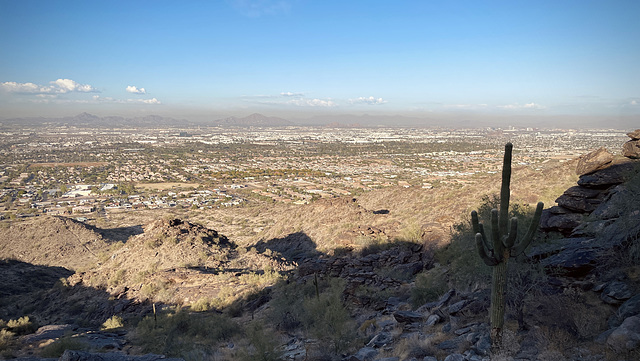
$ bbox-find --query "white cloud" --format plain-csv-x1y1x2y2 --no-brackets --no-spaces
497,102,545,110
91,95,161,104
53,78,96,93
126,85,147,94
141,98,160,104
350,96,387,105
280,91,304,97
1,81,42,93
1,79,97,94
631,100,638,106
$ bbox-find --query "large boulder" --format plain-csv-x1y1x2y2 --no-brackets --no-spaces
575,147,613,176
628,129,640,140
539,207,584,234
578,161,639,188
623,140,640,159
555,186,605,213
530,237,604,277
607,316,640,352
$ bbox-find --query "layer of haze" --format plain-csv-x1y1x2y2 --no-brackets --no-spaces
1,0,639,127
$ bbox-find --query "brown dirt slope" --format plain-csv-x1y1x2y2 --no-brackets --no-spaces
0,216,113,271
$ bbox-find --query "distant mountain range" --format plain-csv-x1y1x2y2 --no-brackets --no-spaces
1,111,637,129
0,112,194,128
211,113,293,127
0,112,295,128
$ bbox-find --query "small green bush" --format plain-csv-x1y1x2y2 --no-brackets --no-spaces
39,336,88,358
133,308,239,357
101,315,124,330
238,322,282,361
411,267,448,308
6,316,37,335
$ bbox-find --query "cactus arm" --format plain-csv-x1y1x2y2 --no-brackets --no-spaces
476,233,500,266
471,210,481,234
478,223,491,253
503,217,518,249
512,202,544,257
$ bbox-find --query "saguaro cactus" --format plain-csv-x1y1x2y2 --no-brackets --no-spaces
471,142,544,347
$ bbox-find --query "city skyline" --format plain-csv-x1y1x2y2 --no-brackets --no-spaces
1,0,639,126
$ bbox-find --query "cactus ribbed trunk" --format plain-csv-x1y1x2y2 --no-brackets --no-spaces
472,143,544,350
490,249,509,344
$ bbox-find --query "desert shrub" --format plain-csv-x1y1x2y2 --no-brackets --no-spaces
133,308,238,357
267,277,357,355
0,329,16,356
505,260,548,330
39,336,88,358
101,315,124,330
411,266,448,308
190,297,216,312
6,316,37,335
108,269,126,286
301,278,356,354
398,220,423,243
238,322,283,361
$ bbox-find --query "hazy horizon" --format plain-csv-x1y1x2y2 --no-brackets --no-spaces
1,1,639,128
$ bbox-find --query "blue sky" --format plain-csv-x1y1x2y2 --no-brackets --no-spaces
1,0,639,123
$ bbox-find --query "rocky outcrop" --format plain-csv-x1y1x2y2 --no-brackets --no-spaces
575,147,614,176
540,143,640,236
623,129,640,159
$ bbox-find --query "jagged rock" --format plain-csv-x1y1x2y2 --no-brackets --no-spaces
366,332,393,348
597,213,640,246
347,346,378,361
623,140,640,159
628,129,640,140
423,357,438,361
393,310,424,324
555,186,605,213
426,314,441,326
374,358,399,361
447,300,469,315
443,354,465,361
436,335,466,350
534,238,604,277
21,324,79,345
417,289,456,312
59,350,184,361
600,281,633,305
575,147,613,176
393,261,424,279
473,334,491,356
606,316,640,352
539,208,584,234
610,294,640,327
577,161,639,188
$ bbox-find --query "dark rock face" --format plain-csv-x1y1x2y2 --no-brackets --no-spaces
533,238,604,277
541,155,640,236
539,208,584,234
606,316,640,352
393,310,425,323
575,147,613,176
600,281,634,305
578,161,639,188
